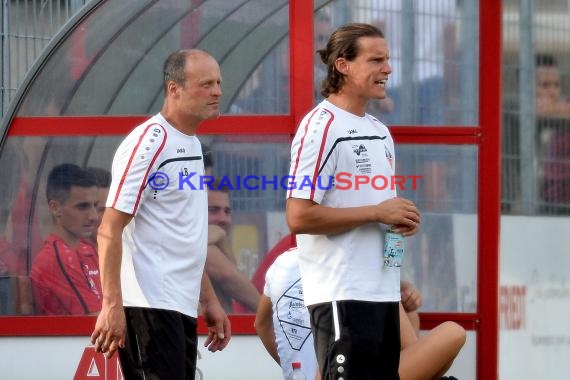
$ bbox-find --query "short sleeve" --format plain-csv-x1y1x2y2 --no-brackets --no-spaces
263,263,276,298
108,123,167,215
288,108,336,204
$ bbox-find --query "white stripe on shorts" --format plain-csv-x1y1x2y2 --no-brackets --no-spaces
332,301,341,341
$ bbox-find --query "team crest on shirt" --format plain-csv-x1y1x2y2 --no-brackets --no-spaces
352,143,371,174
353,144,367,155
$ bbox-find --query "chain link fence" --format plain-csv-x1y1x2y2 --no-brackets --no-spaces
1,0,88,117
502,0,570,215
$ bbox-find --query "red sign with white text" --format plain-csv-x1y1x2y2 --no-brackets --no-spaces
74,347,123,380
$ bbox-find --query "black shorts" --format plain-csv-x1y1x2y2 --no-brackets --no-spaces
119,307,198,380
308,300,400,380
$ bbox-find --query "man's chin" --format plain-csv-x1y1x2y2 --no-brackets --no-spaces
81,231,95,239
371,91,387,100
203,112,220,122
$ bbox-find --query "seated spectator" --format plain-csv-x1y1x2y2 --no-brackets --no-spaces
255,247,465,380
30,163,102,315
535,54,570,118
536,54,570,212
206,177,260,313
85,166,111,247
255,247,318,380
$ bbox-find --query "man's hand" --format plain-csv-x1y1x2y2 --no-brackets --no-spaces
208,224,227,246
200,272,231,352
90,302,126,358
377,197,421,237
400,280,422,313
202,300,231,352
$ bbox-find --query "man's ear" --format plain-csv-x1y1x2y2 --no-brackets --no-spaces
48,199,62,217
334,57,349,75
167,80,180,98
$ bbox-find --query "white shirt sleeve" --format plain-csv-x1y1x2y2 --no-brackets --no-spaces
107,122,167,215
288,108,336,204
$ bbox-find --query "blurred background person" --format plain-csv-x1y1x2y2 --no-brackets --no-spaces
535,54,570,117
30,163,101,315
206,177,260,313
536,53,570,213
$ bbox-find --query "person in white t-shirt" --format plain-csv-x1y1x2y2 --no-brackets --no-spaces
286,23,421,379
91,49,231,379
256,247,319,380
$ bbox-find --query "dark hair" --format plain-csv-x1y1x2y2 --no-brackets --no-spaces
318,23,385,98
85,166,111,188
46,163,97,203
201,144,214,170
163,50,190,94
535,53,557,68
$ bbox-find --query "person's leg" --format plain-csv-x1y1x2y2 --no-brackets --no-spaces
400,303,419,350
119,307,190,380
376,301,401,378
399,317,466,380
309,301,400,380
182,313,198,380
405,309,421,338
308,302,336,380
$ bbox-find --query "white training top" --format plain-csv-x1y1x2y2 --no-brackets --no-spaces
264,248,318,380
108,113,207,318
288,100,400,306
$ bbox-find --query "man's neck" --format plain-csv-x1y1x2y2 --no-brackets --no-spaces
159,109,199,136
52,226,80,250
327,93,367,117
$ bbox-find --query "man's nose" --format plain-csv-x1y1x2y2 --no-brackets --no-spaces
213,84,222,97
88,205,98,221
221,213,231,226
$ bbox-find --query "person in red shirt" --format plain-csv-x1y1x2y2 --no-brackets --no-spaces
31,163,102,315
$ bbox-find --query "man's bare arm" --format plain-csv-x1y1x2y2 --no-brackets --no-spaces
254,295,280,364
91,208,133,358
286,197,420,236
205,244,260,312
200,272,231,352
